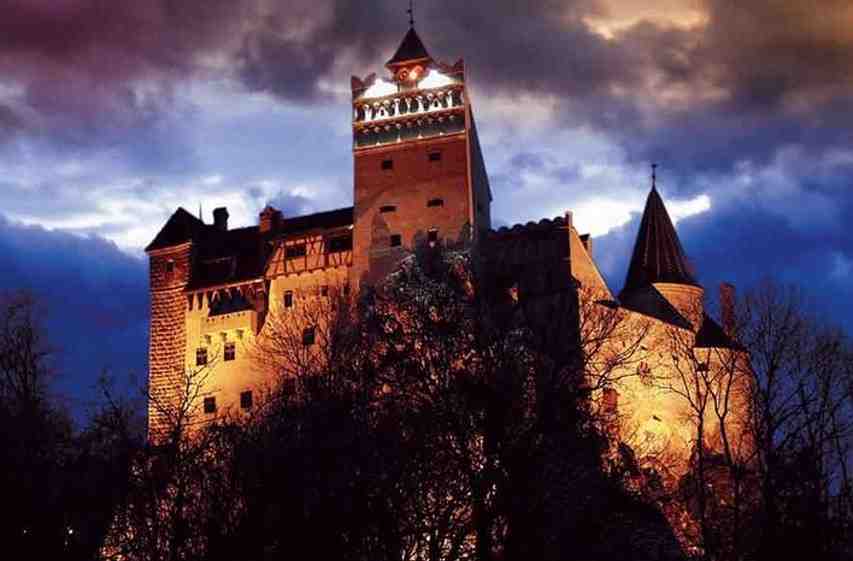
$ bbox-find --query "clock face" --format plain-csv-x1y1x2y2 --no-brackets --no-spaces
397,65,424,84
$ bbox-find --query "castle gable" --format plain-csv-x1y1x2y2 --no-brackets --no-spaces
146,207,204,252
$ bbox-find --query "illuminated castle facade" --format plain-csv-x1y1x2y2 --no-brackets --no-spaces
146,27,749,483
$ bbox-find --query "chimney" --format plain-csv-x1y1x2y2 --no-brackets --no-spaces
259,205,283,234
213,207,229,231
720,282,736,336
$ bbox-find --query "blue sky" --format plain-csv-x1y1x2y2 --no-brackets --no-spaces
2,0,852,417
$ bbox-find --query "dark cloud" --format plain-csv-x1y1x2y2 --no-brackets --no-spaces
0,214,148,412
2,1,851,179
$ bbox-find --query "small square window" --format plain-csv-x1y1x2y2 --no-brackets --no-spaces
284,291,294,308
321,285,329,297
379,205,397,214
165,260,175,273
343,284,351,296
381,159,393,170
328,235,353,253
302,326,316,346
203,396,216,414
196,348,208,366
390,234,402,247
285,244,307,259
427,229,438,243
224,342,236,361
428,151,442,162
240,390,253,410
427,198,444,208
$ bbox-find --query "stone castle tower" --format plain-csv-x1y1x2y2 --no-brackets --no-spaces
146,24,749,481
351,25,492,283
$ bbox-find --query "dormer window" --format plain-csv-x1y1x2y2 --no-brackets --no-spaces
381,159,394,171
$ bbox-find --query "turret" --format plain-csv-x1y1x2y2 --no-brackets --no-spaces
620,170,704,328
145,207,203,441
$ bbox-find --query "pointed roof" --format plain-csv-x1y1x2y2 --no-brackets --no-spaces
386,27,431,68
145,207,205,252
622,187,699,294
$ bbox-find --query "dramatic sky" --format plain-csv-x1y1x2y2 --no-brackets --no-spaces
2,1,852,417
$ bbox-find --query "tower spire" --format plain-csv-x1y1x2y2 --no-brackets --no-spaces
651,162,658,192
408,0,414,28
621,181,698,294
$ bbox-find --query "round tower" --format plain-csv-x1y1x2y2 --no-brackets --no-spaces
619,172,704,329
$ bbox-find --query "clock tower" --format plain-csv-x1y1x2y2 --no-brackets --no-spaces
350,25,492,286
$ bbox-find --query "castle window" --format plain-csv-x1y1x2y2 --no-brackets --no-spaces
284,291,294,308
165,260,175,273
390,234,402,247
321,285,329,297
379,205,397,214
381,159,394,170
428,151,442,162
427,198,444,208
428,229,439,244
240,390,253,410
344,284,351,296
224,342,236,362
203,396,216,414
302,326,316,346
697,362,710,372
285,243,307,259
328,234,353,253
196,348,208,367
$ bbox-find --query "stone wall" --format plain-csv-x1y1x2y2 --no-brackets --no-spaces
148,242,192,440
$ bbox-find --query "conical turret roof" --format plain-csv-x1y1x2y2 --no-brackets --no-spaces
386,27,431,68
622,187,699,293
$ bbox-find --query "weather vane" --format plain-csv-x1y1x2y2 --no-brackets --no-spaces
408,0,415,27
651,163,658,190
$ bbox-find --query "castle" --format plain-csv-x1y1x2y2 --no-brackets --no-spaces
146,26,749,480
